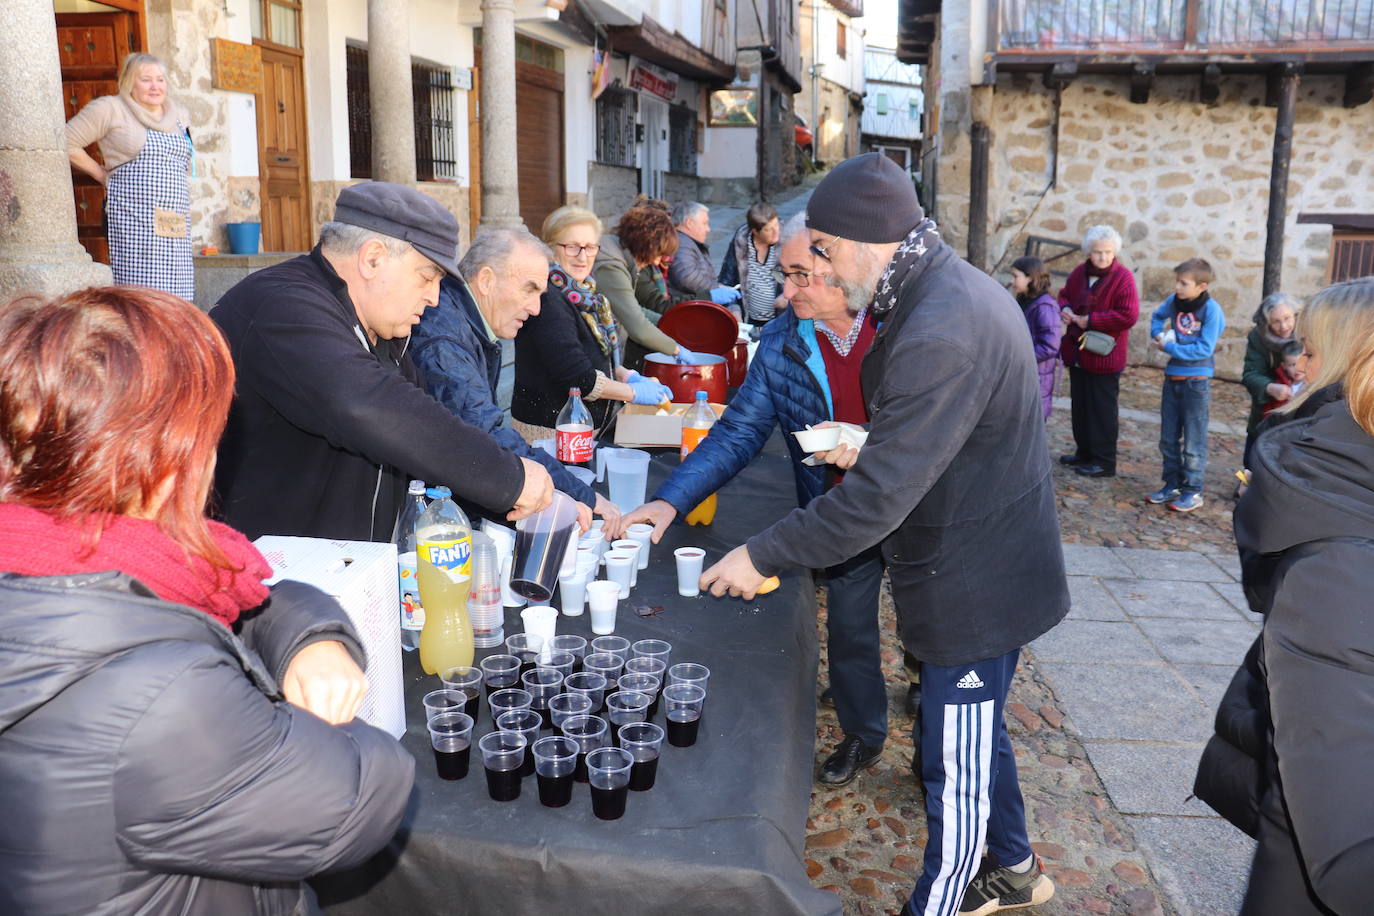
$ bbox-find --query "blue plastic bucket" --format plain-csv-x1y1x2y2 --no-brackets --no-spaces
225,222,261,254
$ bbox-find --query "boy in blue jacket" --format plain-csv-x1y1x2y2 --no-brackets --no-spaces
1146,258,1226,512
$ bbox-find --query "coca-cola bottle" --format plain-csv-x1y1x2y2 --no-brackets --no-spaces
556,387,595,464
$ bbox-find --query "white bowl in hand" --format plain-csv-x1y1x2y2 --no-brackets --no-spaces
793,426,841,452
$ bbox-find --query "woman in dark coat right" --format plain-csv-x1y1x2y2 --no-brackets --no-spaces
1202,277,1374,915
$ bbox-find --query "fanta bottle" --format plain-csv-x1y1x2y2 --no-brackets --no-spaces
416,486,475,673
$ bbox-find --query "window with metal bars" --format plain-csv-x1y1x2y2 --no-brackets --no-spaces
596,86,637,167
345,45,457,182
668,103,698,175
413,62,457,182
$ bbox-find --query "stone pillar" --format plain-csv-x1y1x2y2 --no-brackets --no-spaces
479,0,523,228
0,0,112,299
368,0,417,185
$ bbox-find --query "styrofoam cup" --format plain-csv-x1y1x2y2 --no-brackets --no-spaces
626,523,653,570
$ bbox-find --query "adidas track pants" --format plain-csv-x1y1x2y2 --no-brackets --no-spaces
904,648,1034,916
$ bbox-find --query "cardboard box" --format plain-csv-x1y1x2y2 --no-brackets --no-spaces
254,536,406,739
612,402,726,448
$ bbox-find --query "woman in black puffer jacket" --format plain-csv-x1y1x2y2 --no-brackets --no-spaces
0,287,414,915
1195,277,1374,915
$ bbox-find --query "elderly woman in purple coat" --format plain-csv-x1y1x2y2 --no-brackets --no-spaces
1011,256,1062,420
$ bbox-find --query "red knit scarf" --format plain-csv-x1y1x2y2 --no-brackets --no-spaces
0,503,270,627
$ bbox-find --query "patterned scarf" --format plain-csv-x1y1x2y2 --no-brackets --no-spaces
870,219,941,319
548,266,619,360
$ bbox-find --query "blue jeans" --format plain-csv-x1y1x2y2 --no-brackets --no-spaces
822,546,888,748
1159,377,1211,494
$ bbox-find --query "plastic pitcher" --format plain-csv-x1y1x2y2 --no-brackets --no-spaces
511,491,580,603
605,449,650,512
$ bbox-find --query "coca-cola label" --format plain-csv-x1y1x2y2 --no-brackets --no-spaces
556,423,594,463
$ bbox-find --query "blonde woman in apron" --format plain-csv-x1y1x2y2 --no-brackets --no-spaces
66,53,194,300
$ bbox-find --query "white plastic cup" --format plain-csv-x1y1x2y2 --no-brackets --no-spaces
605,448,650,512
521,605,559,664
604,550,635,599
586,580,621,635
610,540,641,587
626,523,654,570
674,547,705,597
558,567,589,617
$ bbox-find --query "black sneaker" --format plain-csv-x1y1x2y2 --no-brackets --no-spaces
958,856,1054,915
817,735,883,786
1058,453,1087,466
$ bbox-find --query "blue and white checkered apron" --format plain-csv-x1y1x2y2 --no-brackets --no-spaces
105,126,193,300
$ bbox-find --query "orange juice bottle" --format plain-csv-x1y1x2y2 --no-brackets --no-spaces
681,391,718,526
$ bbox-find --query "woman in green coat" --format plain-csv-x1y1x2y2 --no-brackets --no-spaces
1242,292,1302,439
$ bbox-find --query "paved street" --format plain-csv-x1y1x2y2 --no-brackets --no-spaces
1034,545,1258,915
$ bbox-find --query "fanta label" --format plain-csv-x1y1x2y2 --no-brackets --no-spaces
420,537,472,576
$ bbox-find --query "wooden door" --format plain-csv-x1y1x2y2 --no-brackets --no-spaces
255,45,311,251
57,11,139,265
468,62,482,230
515,59,564,234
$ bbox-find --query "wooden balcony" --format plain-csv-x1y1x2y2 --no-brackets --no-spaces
993,0,1374,66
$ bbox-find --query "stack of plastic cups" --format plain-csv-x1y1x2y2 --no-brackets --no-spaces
467,531,504,649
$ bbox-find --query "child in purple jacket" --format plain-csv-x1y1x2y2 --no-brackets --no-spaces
1011,256,1062,420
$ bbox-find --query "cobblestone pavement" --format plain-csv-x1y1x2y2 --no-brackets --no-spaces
803,368,1253,915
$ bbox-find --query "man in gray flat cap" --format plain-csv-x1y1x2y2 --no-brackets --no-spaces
212,181,553,542
701,153,1069,916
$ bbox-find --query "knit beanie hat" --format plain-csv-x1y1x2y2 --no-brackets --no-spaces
806,152,923,243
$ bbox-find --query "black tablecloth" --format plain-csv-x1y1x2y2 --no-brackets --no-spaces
314,438,839,916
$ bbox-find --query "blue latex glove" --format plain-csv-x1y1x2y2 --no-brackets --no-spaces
628,376,674,406
622,369,642,383
675,346,703,365
709,286,742,305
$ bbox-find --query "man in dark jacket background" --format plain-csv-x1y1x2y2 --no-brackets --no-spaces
667,200,741,309
410,227,612,528
624,213,900,787
212,182,553,542
701,153,1069,916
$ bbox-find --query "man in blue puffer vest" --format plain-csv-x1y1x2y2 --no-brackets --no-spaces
622,213,905,787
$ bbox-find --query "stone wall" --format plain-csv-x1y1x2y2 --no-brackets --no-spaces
815,79,857,163
936,71,1374,378
663,172,701,208
310,180,471,249
588,161,640,224
147,0,235,253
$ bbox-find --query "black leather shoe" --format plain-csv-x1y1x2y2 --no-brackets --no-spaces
819,686,835,708
1058,453,1087,466
903,682,921,719
817,735,883,786
1074,463,1115,478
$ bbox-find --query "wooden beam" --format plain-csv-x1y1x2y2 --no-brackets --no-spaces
1129,62,1154,104
1264,66,1301,298
1200,63,1221,104
968,121,990,272
1043,60,1076,90
1346,62,1374,108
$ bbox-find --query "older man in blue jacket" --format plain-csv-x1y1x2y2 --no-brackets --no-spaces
622,213,902,787
411,228,614,528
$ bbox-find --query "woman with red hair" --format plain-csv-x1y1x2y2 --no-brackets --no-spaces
0,287,413,914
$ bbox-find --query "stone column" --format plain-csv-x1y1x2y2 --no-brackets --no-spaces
368,0,417,185
479,0,523,228
0,0,112,299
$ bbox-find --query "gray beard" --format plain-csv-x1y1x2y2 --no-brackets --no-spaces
835,246,886,312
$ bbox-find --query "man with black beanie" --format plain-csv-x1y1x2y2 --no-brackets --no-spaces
701,153,1070,916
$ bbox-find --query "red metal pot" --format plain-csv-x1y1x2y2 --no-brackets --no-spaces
642,352,729,404
727,337,749,387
